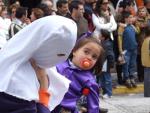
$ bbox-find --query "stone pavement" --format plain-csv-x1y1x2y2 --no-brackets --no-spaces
100,93,150,113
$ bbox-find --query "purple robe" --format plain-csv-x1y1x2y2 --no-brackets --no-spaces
53,60,100,113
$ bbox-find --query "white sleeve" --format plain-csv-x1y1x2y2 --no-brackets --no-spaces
47,67,71,111
109,15,117,32
92,13,112,30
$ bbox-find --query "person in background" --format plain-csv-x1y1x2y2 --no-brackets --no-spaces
136,6,150,82
8,6,29,39
41,0,56,15
114,1,125,85
92,0,117,41
83,0,96,32
98,29,115,98
121,11,139,88
8,3,20,21
52,37,104,113
141,25,150,97
30,8,44,22
37,3,53,16
56,0,70,17
41,0,53,9
0,5,11,41
115,1,138,85
69,0,88,38
116,0,137,16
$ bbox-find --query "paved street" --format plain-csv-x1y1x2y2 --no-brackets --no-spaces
100,93,150,113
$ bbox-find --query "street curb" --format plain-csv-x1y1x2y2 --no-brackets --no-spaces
113,84,144,95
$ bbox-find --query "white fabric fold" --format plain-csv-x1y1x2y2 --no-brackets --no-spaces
47,67,71,111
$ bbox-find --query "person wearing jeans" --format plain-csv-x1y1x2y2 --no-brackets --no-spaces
121,11,139,88
122,49,137,88
98,29,115,98
99,72,112,97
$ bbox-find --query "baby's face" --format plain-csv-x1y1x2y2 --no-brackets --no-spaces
72,42,101,70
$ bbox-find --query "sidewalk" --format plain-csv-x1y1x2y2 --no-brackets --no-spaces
113,83,143,95
111,73,144,95
99,71,149,113
100,93,150,113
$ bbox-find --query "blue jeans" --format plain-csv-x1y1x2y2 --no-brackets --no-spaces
99,72,112,96
122,49,137,80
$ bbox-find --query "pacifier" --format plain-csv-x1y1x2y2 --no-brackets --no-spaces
81,59,92,69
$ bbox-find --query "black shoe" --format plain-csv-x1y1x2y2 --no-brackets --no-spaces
130,78,137,88
125,79,132,88
99,108,108,113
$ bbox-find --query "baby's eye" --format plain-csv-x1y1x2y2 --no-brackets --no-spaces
92,54,98,60
84,50,89,55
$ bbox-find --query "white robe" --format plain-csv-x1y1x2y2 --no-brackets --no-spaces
0,15,77,109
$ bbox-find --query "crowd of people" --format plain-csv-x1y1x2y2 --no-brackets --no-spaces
0,0,150,113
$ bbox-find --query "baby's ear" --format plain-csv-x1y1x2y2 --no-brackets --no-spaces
72,51,75,56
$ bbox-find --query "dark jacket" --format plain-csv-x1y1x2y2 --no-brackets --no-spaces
102,39,115,72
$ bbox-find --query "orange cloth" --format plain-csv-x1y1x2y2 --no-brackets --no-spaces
136,0,144,7
39,89,50,107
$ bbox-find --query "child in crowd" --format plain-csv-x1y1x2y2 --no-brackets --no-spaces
122,11,139,88
97,29,115,98
51,37,104,113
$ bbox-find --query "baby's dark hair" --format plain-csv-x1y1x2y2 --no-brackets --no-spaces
70,36,104,75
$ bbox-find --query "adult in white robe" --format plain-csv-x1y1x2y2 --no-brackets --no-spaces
0,15,77,112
